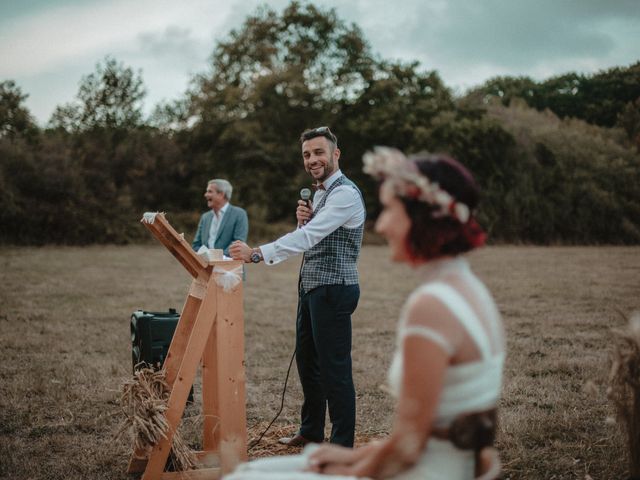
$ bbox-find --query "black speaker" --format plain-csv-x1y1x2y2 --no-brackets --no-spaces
130,308,194,402
130,308,181,370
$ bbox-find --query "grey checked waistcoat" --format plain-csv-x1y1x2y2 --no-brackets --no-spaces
300,175,365,293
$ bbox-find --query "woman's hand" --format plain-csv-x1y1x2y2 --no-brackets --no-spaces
306,444,354,474
305,443,383,477
305,444,369,476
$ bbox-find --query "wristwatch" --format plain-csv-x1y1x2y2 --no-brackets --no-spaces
250,248,263,263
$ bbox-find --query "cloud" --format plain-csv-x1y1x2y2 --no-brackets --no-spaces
137,27,199,61
0,0,238,122
2,0,638,123
0,0,232,77
329,0,639,88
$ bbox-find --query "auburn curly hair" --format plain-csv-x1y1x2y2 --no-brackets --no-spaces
400,153,486,261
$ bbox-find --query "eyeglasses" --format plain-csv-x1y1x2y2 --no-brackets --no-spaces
300,126,338,145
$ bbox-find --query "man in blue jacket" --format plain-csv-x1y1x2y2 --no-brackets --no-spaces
192,179,248,257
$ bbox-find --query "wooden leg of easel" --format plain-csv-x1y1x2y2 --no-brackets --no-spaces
202,321,220,452
216,279,248,475
141,275,219,480
127,277,206,474
164,277,208,385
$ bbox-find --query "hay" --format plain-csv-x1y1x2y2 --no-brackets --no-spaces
608,312,640,477
245,421,383,459
118,367,197,471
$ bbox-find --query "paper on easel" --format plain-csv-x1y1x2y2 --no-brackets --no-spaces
141,212,163,224
208,249,223,261
196,246,224,262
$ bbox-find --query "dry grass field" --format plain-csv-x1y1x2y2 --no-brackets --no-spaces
1,244,639,479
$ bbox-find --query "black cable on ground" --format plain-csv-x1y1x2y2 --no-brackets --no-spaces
248,348,297,451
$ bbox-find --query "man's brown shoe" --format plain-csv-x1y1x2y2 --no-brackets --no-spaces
277,434,312,447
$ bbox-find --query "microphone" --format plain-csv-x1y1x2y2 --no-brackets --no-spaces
300,188,312,225
300,188,312,206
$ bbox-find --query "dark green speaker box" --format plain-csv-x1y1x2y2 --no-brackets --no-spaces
130,308,194,401
130,308,181,370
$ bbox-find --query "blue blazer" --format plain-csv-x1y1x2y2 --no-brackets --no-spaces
192,204,249,256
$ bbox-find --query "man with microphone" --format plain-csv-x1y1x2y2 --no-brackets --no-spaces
230,126,365,448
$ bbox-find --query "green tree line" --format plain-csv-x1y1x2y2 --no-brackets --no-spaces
1,2,639,245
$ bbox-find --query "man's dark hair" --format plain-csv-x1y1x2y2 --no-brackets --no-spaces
300,126,338,146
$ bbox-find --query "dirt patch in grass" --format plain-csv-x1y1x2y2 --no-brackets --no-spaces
0,245,638,479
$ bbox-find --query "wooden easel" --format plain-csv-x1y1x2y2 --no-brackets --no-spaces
127,212,247,479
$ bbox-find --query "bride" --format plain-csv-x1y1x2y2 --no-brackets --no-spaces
226,148,505,480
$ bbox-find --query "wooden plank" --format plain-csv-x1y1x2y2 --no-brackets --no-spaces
127,280,205,474
159,467,221,480
214,261,248,474
128,212,247,479
140,213,207,278
141,274,220,480
130,448,221,475
202,321,220,452
188,275,208,300
154,214,208,277
194,450,220,467
127,455,149,474
164,281,205,386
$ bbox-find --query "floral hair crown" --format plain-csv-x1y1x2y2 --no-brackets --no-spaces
362,146,471,223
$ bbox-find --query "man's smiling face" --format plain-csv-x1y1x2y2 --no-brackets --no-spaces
302,136,340,183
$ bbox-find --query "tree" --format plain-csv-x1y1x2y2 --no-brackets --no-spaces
334,60,454,210
0,80,37,140
48,56,146,132
465,75,538,107
149,98,191,133
617,98,640,150
186,2,455,222
188,1,379,221
193,2,375,122
485,100,640,243
468,63,640,132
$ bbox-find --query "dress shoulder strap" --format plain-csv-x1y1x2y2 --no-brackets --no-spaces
412,282,493,359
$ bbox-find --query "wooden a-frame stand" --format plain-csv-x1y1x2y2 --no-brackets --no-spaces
127,212,247,479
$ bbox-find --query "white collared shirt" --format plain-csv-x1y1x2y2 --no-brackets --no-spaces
260,169,365,265
207,202,229,248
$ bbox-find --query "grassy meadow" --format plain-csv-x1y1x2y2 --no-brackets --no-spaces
1,244,638,479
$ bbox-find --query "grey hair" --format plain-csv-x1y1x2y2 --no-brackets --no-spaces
208,179,233,201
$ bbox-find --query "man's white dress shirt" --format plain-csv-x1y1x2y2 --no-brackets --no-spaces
260,169,365,265
207,202,229,248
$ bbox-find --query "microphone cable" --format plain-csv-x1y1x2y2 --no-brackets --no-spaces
247,347,297,451
248,198,308,451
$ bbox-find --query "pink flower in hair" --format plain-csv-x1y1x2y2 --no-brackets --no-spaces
363,146,471,223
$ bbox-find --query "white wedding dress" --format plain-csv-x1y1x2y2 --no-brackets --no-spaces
225,257,505,480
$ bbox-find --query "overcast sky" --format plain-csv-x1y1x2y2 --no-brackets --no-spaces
2,0,639,125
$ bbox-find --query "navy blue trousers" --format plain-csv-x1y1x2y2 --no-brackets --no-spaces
296,283,359,447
